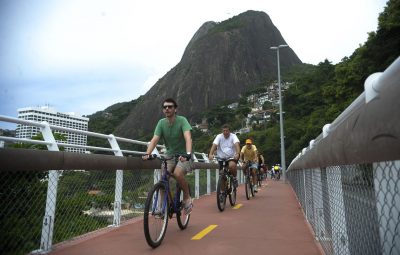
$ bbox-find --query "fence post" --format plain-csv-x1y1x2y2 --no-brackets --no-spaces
148,147,161,185
201,153,211,195
108,135,124,227
215,161,219,190
307,170,315,230
313,168,327,241
39,122,60,253
192,154,200,199
303,170,308,218
239,162,244,184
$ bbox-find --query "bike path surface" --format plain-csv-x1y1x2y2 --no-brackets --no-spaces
50,180,322,255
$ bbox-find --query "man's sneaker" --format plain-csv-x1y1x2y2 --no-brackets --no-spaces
233,177,238,188
254,184,258,193
184,199,193,215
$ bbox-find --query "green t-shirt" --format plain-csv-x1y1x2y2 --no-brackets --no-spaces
154,115,192,155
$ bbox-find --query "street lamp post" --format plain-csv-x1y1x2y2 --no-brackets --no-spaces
270,44,288,182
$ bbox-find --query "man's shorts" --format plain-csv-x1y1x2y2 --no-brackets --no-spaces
218,158,238,170
249,162,258,170
164,156,193,174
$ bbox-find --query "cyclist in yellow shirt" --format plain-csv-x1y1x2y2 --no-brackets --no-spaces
273,164,281,180
240,139,259,192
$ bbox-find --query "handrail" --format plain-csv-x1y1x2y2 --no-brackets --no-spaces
0,114,227,171
0,115,47,128
288,56,400,170
0,136,52,146
0,148,218,172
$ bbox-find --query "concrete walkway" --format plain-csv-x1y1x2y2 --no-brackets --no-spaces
50,180,323,255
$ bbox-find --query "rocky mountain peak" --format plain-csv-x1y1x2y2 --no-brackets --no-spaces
114,10,302,138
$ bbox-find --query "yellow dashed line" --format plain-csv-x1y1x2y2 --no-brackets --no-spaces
191,225,218,240
233,203,243,209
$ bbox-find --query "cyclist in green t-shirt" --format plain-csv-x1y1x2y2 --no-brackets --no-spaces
142,98,194,215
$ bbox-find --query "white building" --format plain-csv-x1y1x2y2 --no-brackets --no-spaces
16,106,89,153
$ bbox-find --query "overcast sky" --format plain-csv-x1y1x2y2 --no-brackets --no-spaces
0,0,388,129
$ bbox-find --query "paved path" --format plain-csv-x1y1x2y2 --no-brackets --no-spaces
50,180,322,255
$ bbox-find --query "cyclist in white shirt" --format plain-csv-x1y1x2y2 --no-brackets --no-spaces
208,124,241,187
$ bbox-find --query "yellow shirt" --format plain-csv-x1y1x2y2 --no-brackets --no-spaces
241,145,258,162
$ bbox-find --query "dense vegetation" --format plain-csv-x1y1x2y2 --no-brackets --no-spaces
85,97,144,149
87,98,142,135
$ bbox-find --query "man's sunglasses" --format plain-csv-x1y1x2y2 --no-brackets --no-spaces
163,105,175,109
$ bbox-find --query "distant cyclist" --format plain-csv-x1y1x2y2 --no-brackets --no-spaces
257,151,266,181
270,167,275,179
274,164,281,180
257,151,265,172
240,139,259,192
208,124,241,188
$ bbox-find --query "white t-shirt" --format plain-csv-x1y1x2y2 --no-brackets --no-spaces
213,133,240,159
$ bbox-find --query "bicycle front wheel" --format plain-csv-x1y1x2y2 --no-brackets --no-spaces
216,175,227,211
143,182,169,248
245,175,251,200
176,186,191,229
250,178,255,197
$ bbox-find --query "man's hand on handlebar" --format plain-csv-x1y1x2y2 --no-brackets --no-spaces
142,154,156,160
179,153,191,162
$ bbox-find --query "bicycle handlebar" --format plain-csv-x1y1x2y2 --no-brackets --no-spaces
215,156,235,161
145,153,191,161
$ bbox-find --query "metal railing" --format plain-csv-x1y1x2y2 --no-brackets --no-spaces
0,116,247,255
287,56,400,255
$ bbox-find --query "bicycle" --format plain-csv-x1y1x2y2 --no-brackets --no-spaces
243,161,255,200
215,157,237,212
143,154,191,248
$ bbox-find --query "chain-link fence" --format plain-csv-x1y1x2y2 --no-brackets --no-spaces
287,161,399,255
0,164,221,255
0,169,151,255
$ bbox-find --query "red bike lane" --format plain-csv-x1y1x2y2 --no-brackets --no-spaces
50,180,322,255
